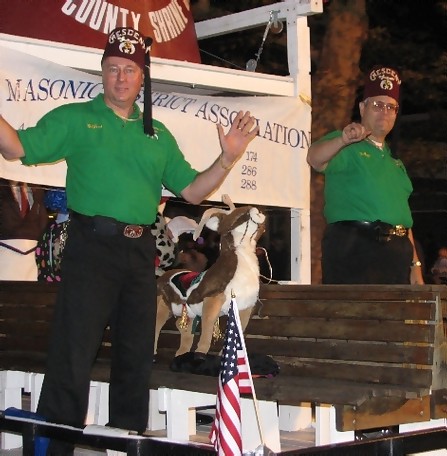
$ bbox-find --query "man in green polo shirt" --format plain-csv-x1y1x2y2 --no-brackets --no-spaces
307,65,423,285
0,27,258,455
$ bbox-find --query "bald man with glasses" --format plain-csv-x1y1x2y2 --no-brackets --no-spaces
307,65,423,285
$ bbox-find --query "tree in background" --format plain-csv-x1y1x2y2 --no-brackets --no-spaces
309,0,368,282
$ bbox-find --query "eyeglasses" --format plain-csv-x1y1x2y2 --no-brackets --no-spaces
365,100,399,114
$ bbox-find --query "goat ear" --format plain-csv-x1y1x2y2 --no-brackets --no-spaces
205,214,221,232
193,207,229,240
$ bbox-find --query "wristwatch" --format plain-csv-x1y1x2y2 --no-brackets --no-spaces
411,260,422,267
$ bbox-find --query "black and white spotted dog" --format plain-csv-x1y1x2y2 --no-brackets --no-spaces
151,213,176,277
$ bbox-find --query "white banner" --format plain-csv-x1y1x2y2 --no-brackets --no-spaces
0,45,311,209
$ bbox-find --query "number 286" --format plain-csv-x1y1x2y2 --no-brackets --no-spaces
241,165,257,176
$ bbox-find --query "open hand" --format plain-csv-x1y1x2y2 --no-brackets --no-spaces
217,111,259,167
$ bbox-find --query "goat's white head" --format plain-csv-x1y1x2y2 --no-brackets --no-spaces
194,195,265,248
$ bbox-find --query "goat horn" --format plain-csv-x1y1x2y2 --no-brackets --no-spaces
222,194,235,211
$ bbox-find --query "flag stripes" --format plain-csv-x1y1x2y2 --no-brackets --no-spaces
209,298,254,455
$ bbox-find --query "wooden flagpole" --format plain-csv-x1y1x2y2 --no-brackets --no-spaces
231,291,266,447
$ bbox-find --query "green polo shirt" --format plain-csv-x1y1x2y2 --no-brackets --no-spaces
319,131,413,227
19,94,198,224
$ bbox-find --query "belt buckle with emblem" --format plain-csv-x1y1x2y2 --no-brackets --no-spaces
123,225,143,238
393,225,406,237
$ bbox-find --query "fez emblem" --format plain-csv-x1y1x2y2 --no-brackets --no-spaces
118,38,138,55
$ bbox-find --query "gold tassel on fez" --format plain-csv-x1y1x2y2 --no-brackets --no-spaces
178,303,189,330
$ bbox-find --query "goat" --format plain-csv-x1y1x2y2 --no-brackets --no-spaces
154,196,265,362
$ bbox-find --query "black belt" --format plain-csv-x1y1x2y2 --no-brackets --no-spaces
71,211,152,238
333,220,408,241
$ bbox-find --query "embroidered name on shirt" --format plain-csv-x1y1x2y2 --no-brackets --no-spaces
87,123,103,129
359,151,371,158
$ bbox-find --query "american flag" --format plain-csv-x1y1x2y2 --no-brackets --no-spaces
209,299,253,456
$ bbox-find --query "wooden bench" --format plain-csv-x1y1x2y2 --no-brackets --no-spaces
155,283,447,430
1,281,446,452
254,284,447,435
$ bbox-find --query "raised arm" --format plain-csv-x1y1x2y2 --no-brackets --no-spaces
0,115,25,160
307,122,369,171
181,110,259,204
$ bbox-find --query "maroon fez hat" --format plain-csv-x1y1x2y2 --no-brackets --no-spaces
102,27,147,69
102,28,155,136
363,65,402,103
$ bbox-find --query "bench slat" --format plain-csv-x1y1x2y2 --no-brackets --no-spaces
335,396,431,431
244,338,433,364
256,299,436,321
0,305,54,320
276,358,432,388
259,283,447,301
246,318,435,344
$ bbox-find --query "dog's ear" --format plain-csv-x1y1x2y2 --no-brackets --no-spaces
249,353,280,377
191,354,220,377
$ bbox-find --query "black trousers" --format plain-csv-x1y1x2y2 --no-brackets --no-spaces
37,217,157,433
322,223,413,284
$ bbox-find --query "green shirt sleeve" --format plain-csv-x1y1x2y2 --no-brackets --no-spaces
316,130,348,174
18,105,73,165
